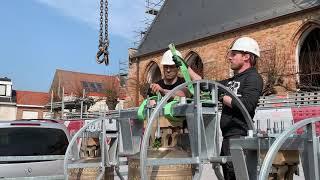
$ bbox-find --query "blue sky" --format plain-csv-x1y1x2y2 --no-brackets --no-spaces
0,0,147,92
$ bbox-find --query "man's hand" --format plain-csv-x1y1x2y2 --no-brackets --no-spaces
222,95,232,108
149,99,157,107
172,55,188,68
150,83,187,97
150,83,164,95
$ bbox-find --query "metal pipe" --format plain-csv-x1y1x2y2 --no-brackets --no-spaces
273,122,279,134
267,119,271,134
209,157,228,164
257,119,261,133
98,118,106,179
50,90,53,113
281,121,284,133
195,81,203,179
62,87,64,119
80,89,85,119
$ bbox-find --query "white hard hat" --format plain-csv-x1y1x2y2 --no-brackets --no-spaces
230,37,260,57
161,49,183,65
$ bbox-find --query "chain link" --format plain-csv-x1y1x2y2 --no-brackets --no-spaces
99,0,104,46
97,0,109,65
104,0,109,48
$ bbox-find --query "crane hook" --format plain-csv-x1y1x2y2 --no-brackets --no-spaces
96,46,109,65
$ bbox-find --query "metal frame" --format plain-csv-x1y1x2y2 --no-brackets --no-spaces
61,80,320,180
3,175,65,180
63,109,144,180
64,118,103,179
140,80,253,180
259,117,320,180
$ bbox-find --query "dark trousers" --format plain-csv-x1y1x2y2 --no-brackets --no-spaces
220,135,242,180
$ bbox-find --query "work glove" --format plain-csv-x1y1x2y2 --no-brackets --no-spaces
218,93,225,102
172,55,188,68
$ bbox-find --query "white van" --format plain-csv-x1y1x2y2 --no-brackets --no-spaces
0,119,70,178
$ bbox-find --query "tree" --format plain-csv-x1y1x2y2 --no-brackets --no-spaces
258,47,294,95
105,89,118,110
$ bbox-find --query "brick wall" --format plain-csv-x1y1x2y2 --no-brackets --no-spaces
128,8,320,106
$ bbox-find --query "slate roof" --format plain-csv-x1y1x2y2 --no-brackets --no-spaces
0,77,11,82
135,0,320,57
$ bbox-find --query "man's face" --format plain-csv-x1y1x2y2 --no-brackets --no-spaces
227,50,249,71
163,65,178,80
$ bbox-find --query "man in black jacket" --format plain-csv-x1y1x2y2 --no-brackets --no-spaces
219,37,263,180
158,38,262,178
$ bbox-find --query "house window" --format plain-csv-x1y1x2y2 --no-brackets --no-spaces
146,62,161,83
82,81,104,92
96,83,103,92
82,81,90,92
0,85,6,96
90,82,98,92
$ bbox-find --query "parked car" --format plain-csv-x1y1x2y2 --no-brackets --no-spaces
0,119,70,178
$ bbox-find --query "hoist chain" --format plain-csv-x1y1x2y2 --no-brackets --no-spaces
104,0,109,49
96,0,109,65
99,0,103,46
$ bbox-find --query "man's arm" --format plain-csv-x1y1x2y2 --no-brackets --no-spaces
188,67,202,81
217,79,231,106
150,83,186,97
172,55,202,81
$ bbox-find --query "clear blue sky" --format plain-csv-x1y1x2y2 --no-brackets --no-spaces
0,0,146,92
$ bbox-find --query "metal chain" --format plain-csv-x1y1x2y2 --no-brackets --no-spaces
104,0,109,48
99,0,104,46
96,0,109,65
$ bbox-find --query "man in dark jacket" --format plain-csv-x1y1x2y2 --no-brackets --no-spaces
219,37,263,180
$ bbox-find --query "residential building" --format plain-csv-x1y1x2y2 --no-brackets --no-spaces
48,69,126,116
16,91,49,119
0,77,16,120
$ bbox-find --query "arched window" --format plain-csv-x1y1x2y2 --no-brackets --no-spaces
185,52,203,78
146,62,161,83
298,28,320,91
140,61,161,98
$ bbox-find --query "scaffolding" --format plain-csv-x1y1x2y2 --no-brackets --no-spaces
145,0,164,16
133,0,164,47
119,59,128,87
45,88,101,120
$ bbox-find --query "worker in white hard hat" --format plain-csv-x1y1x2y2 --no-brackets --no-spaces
148,50,187,145
219,37,264,180
147,49,201,103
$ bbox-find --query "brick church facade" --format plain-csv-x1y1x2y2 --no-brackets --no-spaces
127,0,320,106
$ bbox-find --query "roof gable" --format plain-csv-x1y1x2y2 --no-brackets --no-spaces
136,0,320,57
16,91,49,106
52,69,120,97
